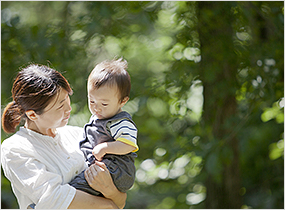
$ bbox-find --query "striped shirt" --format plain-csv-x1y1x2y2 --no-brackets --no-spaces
80,111,138,165
107,118,138,152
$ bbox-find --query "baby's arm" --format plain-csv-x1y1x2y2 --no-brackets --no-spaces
92,141,136,161
93,118,138,161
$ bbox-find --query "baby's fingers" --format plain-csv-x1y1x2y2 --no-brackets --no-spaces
95,161,108,171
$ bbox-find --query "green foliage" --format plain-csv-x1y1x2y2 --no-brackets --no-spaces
1,1,283,209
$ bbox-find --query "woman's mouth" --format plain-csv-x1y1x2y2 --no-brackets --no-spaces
63,114,70,120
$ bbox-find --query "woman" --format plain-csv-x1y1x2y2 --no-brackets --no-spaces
1,64,126,209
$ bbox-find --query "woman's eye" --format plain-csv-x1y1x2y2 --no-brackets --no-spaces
58,105,64,109
90,101,95,104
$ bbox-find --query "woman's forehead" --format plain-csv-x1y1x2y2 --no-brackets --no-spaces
44,88,68,112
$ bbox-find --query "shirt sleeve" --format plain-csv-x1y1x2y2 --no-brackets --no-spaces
1,142,76,209
109,119,139,152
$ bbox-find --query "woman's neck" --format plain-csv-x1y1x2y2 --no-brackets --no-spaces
24,121,56,138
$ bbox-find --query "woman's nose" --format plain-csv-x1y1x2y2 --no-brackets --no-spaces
67,103,72,112
65,98,72,112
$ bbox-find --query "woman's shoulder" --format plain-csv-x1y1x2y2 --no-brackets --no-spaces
1,128,35,154
2,134,20,149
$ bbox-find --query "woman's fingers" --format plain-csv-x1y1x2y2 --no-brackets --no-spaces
84,162,109,190
89,163,99,175
84,161,118,198
84,164,98,188
84,161,125,208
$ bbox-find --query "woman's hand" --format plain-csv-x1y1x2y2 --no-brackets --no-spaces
84,161,114,195
84,161,127,209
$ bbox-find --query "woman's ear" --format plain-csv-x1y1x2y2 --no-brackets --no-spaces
25,110,38,121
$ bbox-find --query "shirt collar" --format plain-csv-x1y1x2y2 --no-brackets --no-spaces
20,127,60,144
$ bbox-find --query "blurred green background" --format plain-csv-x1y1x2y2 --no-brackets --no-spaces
1,1,284,209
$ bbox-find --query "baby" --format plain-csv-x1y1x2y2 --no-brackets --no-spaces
69,58,138,196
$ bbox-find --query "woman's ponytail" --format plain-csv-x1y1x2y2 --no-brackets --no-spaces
2,101,24,133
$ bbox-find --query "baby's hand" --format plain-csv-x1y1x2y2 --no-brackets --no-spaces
92,143,107,161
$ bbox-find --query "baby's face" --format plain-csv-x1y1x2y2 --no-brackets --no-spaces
87,84,125,119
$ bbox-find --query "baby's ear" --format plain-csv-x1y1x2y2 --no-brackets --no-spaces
25,110,38,121
120,97,129,106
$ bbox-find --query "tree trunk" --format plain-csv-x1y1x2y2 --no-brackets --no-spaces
197,2,242,208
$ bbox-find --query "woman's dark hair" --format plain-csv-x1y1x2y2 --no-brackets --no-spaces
2,64,73,133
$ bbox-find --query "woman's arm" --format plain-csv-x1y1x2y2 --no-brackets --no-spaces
68,190,117,209
84,161,127,209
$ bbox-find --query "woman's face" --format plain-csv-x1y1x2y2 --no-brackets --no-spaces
31,88,72,135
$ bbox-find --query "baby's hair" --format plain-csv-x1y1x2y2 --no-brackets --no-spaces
1,64,72,133
88,58,131,102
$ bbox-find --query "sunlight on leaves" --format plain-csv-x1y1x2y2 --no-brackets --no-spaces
269,139,284,160
147,98,168,117
261,99,284,123
186,192,206,205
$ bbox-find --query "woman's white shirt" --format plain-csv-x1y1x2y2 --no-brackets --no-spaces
1,125,87,209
